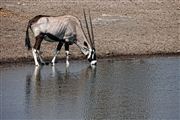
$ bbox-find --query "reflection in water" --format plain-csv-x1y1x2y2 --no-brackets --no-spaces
25,65,96,119
1,57,180,119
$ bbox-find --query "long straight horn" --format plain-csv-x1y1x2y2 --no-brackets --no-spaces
83,9,93,47
88,9,95,48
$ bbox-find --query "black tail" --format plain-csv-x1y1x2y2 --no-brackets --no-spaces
25,22,31,50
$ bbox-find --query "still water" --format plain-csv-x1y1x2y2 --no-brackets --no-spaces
1,56,180,119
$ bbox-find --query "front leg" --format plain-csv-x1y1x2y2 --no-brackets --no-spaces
65,42,70,68
65,51,70,68
51,50,60,66
51,41,63,65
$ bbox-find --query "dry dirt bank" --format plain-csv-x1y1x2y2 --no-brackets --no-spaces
0,0,179,64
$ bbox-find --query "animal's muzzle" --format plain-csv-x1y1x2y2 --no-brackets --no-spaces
91,60,97,66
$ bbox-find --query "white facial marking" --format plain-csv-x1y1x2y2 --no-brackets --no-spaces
88,49,92,59
91,60,97,65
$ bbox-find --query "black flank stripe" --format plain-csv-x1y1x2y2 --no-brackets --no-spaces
43,33,65,42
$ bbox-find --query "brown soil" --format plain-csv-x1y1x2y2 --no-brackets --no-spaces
0,0,180,64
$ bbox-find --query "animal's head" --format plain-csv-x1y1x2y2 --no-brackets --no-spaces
88,48,96,65
83,43,97,65
83,9,97,66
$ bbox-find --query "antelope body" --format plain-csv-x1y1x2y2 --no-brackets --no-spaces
25,10,96,67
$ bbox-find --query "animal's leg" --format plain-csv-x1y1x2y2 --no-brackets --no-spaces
37,51,46,65
32,50,45,65
32,48,39,66
32,34,44,66
51,41,63,65
65,42,70,68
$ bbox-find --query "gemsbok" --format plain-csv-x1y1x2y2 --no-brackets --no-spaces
25,10,97,67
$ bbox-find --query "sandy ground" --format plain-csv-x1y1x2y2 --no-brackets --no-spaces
0,0,180,64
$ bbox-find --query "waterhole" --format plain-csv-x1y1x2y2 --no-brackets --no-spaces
1,56,180,119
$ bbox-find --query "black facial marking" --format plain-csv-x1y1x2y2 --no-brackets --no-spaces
84,41,88,47
87,49,96,62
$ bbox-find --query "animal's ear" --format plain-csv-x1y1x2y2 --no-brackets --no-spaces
84,41,88,47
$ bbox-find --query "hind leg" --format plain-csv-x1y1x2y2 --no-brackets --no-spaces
51,41,64,65
32,48,39,66
38,51,46,65
32,34,44,66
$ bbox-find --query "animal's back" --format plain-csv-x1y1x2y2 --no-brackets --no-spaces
31,15,80,39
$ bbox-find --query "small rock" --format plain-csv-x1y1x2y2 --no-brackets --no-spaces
106,51,110,56
17,2,21,5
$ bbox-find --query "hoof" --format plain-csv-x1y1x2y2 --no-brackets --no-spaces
35,64,40,66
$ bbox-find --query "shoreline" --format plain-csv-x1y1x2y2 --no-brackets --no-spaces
1,52,179,65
